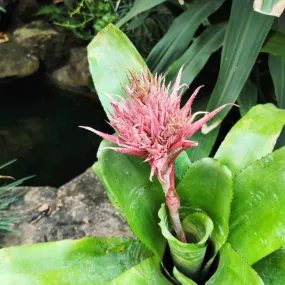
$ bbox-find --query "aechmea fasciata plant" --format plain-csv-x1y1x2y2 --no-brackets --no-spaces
80,68,235,243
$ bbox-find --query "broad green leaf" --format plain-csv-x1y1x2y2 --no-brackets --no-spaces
229,147,285,264
203,0,274,156
147,0,225,73
87,24,147,119
108,256,172,284
253,246,285,285
166,23,226,87
269,55,285,108
215,104,285,175
116,0,167,28
175,151,191,181
0,237,151,285
206,243,264,285
237,81,258,117
177,158,232,254
0,6,6,13
159,204,213,280
262,31,285,58
94,140,165,257
173,267,198,285
253,0,285,17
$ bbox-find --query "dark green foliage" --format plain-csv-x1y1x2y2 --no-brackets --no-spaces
37,0,118,40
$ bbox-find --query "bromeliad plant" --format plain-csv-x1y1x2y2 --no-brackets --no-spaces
1,25,285,285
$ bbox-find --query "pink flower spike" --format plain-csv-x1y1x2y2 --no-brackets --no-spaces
81,69,236,183
181,85,204,116
185,103,237,138
79,126,120,144
101,146,145,157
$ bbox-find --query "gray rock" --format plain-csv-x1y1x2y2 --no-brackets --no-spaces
2,168,133,247
0,41,39,79
50,47,92,96
13,21,68,71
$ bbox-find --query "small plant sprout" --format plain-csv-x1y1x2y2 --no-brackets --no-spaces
80,68,234,243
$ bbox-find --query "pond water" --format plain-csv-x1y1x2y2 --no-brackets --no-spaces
0,73,111,186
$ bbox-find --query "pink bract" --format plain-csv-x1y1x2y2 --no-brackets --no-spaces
80,68,231,182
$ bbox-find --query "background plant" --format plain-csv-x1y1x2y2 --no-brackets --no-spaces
37,0,119,40
0,160,31,235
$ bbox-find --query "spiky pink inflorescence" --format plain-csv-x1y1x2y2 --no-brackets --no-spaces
80,68,231,183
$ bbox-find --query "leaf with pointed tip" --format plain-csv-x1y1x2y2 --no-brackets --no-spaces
0,237,151,285
147,0,225,73
116,0,167,28
237,81,258,117
215,104,285,176
87,24,147,120
166,23,226,88
94,140,166,257
253,246,285,285
206,243,264,285
108,256,172,284
229,147,285,264
159,204,213,281
177,158,232,254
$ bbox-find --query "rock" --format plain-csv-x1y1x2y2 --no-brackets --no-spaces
0,41,39,80
13,21,68,71
17,0,40,22
2,168,133,247
50,47,92,95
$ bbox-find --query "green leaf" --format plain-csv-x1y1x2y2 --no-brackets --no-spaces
207,0,273,119
166,23,226,88
147,0,225,73
229,147,285,264
173,267,198,285
108,256,172,284
87,24,147,119
201,0,274,156
206,243,264,285
237,81,258,117
175,151,191,181
0,6,6,13
177,158,232,254
253,246,285,285
253,0,285,17
262,31,285,58
269,55,285,108
0,237,151,285
159,204,214,280
215,104,285,175
186,127,220,162
94,140,165,257
116,0,167,28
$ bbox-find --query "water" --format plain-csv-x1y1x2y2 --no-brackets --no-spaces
0,73,111,186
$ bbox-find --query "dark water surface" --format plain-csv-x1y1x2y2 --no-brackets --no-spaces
0,74,110,186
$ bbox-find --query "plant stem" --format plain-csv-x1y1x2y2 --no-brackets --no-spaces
160,165,187,243
166,187,187,243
